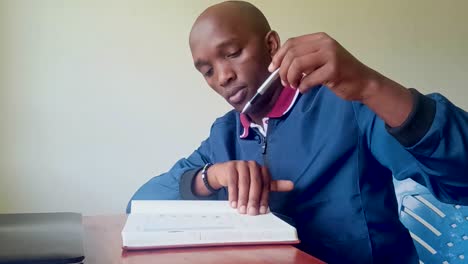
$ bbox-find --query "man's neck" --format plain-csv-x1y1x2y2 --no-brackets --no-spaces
248,81,283,125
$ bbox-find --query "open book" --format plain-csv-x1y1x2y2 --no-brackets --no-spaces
121,200,299,250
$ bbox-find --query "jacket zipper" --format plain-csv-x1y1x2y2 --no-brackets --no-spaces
260,134,268,167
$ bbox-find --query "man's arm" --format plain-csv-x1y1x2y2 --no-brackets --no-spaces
353,92,468,204
126,138,213,213
268,32,414,128
127,120,293,215
269,32,468,203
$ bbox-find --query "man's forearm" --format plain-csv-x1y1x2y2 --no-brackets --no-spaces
361,73,414,128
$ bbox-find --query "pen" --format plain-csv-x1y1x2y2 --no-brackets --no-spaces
241,68,280,114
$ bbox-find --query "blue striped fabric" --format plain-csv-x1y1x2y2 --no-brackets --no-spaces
394,179,468,264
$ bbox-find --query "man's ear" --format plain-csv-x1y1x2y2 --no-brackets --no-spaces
265,30,280,57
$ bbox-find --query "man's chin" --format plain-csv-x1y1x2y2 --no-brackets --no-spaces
227,102,243,113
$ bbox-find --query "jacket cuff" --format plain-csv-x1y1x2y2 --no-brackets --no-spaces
179,168,217,200
386,88,436,147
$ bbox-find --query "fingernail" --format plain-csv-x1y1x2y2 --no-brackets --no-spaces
268,63,274,72
231,201,237,208
239,205,246,214
291,84,296,89
281,79,286,87
260,206,267,214
248,207,257,215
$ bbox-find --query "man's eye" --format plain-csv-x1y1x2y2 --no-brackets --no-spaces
203,68,213,77
227,49,241,58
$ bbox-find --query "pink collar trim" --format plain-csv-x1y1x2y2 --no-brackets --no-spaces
239,86,299,138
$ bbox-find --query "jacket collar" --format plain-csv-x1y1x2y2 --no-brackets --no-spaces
240,86,299,138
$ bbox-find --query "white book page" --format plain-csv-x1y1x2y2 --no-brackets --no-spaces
130,200,235,214
124,212,292,233
123,201,298,247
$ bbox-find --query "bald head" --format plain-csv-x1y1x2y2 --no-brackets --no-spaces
188,1,281,114
190,1,271,45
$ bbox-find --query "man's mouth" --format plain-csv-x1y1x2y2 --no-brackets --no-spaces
228,86,248,105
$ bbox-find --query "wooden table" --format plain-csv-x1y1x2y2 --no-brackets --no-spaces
82,215,325,264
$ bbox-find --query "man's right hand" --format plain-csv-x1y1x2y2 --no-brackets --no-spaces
193,161,294,215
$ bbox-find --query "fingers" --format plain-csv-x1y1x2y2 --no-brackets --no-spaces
286,52,325,89
270,180,294,192
226,163,239,209
279,44,321,86
269,33,339,91
297,63,332,93
237,162,250,214
247,161,262,215
269,32,328,72
221,161,294,216
259,166,271,214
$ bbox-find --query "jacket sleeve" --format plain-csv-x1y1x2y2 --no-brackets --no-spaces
353,89,468,205
126,136,216,213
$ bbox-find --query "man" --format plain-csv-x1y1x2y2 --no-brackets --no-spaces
128,1,468,263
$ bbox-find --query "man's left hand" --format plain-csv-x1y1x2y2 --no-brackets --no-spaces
269,32,381,102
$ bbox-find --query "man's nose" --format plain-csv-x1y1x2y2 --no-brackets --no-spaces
218,64,236,87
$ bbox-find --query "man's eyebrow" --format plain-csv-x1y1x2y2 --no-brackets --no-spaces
194,60,209,69
193,38,241,69
216,38,240,49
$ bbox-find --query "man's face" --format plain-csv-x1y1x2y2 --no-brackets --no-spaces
190,18,272,112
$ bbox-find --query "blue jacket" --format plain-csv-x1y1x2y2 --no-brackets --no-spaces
128,86,468,263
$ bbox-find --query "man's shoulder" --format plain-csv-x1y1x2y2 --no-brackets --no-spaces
210,109,239,130
202,110,240,142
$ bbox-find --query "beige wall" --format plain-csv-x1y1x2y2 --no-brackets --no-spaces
1,0,467,214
